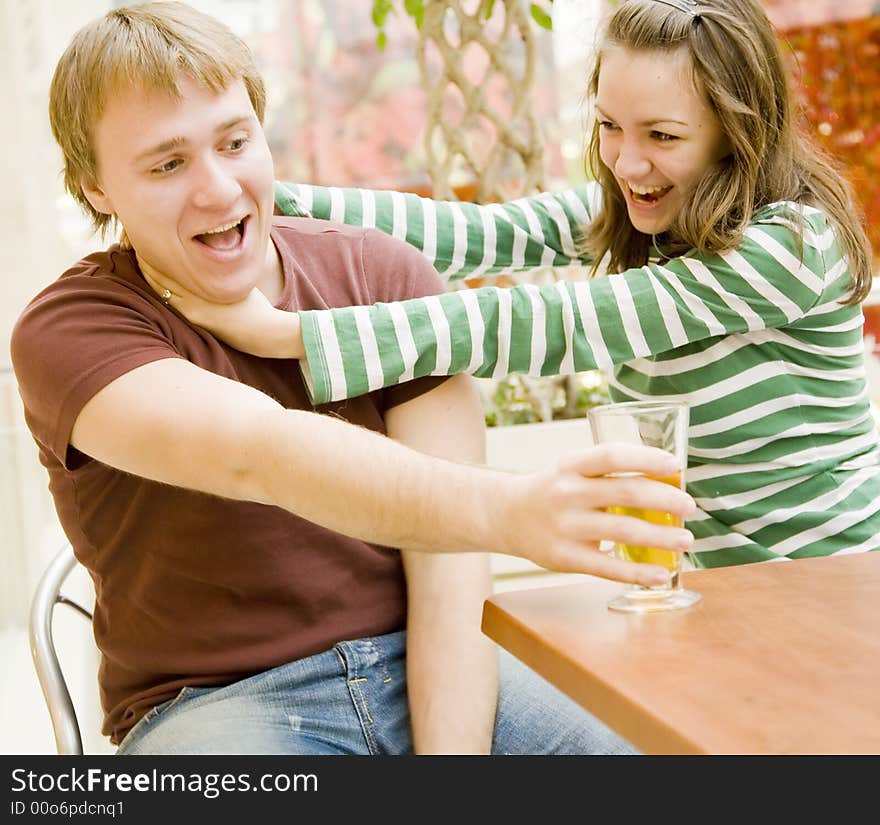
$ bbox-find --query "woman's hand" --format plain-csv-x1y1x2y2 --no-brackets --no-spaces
141,273,303,358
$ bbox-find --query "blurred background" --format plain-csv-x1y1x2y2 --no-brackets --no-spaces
1,0,878,754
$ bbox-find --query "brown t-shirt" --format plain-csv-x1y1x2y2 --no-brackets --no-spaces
11,216,448,744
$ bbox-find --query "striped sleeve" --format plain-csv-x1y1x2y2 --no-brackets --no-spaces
299,207,829,404
274,180,596,278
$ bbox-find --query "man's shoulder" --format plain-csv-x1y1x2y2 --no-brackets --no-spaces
24,245,138,303
13,245,154,344
271,215,422,252
270,216,442,303
271,214,435,272
272,214,371,241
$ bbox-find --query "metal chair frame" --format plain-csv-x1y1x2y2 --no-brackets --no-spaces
28,541,92,755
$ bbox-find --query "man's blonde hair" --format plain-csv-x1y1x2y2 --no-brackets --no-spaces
49,1,266,237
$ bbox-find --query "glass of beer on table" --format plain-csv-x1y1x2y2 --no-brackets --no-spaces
587,400,701,613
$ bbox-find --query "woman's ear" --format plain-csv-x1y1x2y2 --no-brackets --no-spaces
80,177,114,215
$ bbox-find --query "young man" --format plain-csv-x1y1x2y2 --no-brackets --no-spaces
11,2,693,754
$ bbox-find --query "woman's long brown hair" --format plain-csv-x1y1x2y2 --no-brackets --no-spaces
582,0,872,304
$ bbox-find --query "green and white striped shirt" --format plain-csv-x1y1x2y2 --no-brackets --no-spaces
275,181,880,568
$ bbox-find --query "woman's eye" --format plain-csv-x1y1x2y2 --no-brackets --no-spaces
226,137,249,152
652,131,678,142
598,120,618,131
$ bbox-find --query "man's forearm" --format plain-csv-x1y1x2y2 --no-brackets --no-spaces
241,405,694,581
246,406,502,555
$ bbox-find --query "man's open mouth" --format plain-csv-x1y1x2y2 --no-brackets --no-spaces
194,216,247,250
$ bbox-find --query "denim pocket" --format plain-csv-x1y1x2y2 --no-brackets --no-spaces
151,685,197,718
118,686,198,752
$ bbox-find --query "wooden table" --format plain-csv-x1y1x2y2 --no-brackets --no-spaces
482,553,880,754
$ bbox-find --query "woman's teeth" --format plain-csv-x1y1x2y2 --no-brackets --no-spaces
629,184,672,203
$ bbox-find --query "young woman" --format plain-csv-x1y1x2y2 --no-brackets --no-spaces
156,0,879,570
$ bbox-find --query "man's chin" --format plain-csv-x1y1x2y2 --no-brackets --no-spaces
209,287,257,306
188,278,256,306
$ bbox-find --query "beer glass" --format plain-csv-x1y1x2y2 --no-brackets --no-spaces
587,400,701,613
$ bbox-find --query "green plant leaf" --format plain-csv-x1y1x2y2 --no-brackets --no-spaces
404,0,425,28
371,0,552,45
371,0,393,27
530,3,552,30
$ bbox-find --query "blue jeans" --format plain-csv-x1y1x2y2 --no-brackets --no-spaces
117,630,637,755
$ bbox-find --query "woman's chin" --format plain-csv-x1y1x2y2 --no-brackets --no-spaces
625,195,679,237
627,211,672,237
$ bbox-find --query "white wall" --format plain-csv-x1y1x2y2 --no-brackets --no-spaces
1,0,116,757
0,0,111,632
0,0,107,364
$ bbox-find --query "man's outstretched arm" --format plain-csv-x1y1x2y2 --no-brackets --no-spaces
69,357,693,583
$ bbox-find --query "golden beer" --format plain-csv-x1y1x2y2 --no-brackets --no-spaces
609,473,681,574
589,401,700,611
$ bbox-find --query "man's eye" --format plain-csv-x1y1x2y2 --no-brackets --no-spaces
152,158,182,175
